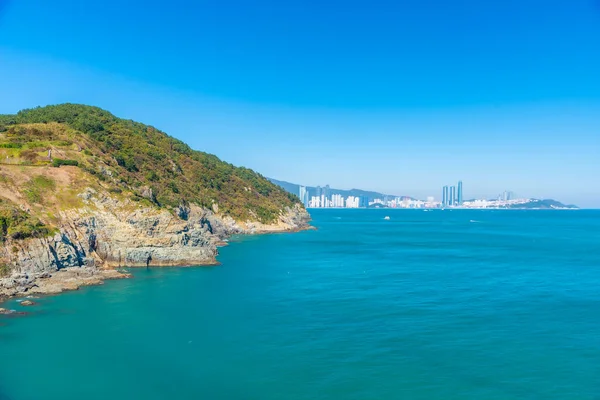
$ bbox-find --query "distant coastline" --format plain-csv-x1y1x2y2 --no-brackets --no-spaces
306,206,580,210
269,178,578,210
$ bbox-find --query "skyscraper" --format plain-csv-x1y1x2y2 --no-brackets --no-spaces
361,196,369,208
442,186,449,207
457,181,463,205
298,186,310,207
450,186,456,206
299,186,307,207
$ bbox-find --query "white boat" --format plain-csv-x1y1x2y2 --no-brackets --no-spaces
384,216,390,220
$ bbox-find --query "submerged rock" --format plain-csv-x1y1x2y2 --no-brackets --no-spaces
0,307,25,316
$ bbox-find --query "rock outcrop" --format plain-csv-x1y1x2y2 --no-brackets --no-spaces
0,189,310,299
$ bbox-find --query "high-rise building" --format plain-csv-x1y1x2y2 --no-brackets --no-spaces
457,181,463,205
450,186,456,206
442,186,449,207
501,190,514,202
298,186,308,207
361,196,369,208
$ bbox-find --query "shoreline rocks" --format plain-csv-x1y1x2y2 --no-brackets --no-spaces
1,194,311,303
0,267,131,300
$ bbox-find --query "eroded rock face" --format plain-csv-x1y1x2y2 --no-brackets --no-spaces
0,190,310,298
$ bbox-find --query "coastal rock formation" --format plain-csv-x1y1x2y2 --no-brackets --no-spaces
0,267,131,297
0,104,311,300
0,308,26,315
0,188,309,298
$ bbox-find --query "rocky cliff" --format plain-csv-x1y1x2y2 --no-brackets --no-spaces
0,181,309,298
0,104,311,299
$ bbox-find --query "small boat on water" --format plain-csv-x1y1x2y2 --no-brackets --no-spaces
384,216,390,220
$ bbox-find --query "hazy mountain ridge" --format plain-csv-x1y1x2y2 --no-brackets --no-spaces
505,199,578,209
268,178,407,201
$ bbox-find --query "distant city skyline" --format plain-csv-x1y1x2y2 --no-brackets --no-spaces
292,179,578,209
283,178,569,207
0,2,599,207
296,182,577,210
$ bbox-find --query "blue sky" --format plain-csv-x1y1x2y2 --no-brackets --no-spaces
0,0,599,206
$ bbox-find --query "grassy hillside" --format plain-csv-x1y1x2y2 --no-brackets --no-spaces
0,104,301,223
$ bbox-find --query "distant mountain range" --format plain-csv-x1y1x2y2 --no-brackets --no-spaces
505,199,578,209
268,178,408,201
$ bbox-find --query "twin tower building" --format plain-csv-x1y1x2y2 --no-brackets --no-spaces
442,181,463,207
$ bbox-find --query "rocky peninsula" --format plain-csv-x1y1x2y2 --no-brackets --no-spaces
0,104,310,301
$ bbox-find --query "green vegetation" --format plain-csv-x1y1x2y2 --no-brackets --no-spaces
0,103,302,223
0,199,53,242
52,158,79,167
23,176,56,204
0,123,81,165
0,143,23,149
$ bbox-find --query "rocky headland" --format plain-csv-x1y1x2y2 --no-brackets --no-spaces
0,196,309,299
0,104,310,302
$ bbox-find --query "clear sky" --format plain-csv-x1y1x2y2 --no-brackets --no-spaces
0,0,599,206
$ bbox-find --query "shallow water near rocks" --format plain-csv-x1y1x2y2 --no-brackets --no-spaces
1,209,600,399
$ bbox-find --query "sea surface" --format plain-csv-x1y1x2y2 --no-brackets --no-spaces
1,209,600,400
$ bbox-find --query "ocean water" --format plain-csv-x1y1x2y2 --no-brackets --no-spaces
1,209,600,400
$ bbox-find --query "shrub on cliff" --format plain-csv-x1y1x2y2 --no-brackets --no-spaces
0,200,52,242
52,158,79,167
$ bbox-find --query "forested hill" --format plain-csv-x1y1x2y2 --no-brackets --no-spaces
0,104,301,223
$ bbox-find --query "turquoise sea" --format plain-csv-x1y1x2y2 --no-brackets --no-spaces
1,209,600,399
